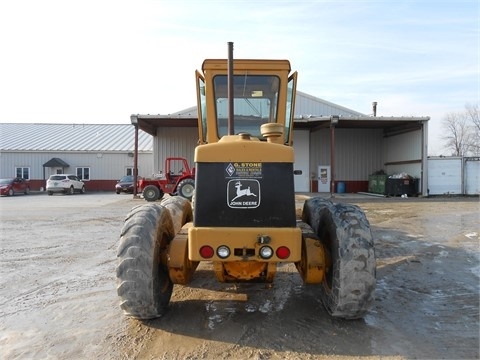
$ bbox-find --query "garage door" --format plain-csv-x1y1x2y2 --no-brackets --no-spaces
427,158,462,195
465,158,479,195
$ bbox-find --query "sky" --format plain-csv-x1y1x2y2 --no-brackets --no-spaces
0,0,478,155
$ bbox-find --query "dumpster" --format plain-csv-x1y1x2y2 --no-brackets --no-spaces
368,174,388,194
386,175,418,196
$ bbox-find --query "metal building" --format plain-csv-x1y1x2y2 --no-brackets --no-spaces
0,91,430,195
427,156,480,195
132,91,430,196
0,123,153,191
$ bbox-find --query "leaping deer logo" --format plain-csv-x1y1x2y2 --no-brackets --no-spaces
231,181,257,201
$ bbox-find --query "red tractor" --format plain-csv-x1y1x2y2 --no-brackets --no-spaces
138,157,195,202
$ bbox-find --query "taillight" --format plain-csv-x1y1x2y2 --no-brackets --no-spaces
199,245,214,259
276,246,290,259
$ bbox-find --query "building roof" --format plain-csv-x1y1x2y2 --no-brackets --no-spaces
0,92,429,152
131,90,370,136
153,91,364,119
295,91,365,117
132,91,428,136
0,123,152,152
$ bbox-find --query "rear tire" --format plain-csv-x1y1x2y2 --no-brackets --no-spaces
177,178,195,201
302,197,376,319
25,187,30,195
143,185,162,202
116,203,175,319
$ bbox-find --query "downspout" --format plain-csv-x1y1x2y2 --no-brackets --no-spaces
131,115,139,198
330,115,339,197
422,118,429,196
330,126,335,197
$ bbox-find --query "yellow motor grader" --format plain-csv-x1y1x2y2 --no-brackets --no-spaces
116,43,376,320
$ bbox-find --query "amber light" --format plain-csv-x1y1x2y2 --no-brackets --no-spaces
276,246,290,259
199,245,214,259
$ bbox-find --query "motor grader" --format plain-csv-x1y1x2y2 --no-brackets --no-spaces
116,44,376,320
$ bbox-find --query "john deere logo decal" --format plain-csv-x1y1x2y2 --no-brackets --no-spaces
227,179,260,209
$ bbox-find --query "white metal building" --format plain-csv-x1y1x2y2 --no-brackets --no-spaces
427,156,480,195
132,90,430,195
0,91,432,194
0,123,153,191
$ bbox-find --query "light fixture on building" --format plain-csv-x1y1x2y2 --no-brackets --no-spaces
330,115,339,127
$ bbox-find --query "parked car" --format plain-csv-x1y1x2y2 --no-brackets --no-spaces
46,174,85,195
115,175,140,194
0,177,30,196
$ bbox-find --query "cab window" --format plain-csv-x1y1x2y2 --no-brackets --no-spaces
213,75,280,138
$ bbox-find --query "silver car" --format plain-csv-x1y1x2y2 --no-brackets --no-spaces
46,174,86,195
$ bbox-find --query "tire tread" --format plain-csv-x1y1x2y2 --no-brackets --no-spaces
303,197,376,319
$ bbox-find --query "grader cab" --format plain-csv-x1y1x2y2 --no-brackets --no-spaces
116,44,376,320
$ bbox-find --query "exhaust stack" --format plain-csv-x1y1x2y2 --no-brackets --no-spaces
227,42,234,135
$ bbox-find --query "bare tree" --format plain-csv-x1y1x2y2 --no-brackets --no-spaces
465,103,480,155
441,103,479,156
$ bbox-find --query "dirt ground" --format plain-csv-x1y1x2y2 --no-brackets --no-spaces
0,192,478,360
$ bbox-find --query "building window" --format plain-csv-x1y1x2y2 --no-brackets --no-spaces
76,167,90,181
126,167,134,176
16,167,30,179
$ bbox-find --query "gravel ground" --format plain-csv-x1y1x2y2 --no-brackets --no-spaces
0,192,478,359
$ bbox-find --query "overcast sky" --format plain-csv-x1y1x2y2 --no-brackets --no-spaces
0,0,478,154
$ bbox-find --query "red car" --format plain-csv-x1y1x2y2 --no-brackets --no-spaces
0,178,30,196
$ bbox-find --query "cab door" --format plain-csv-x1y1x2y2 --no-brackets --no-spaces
195,70,207,144
284,71,297,146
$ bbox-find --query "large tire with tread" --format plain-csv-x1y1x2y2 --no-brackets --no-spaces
159,196,193,233
302,197,376,319
116,198,192,319
116,203,175,319
177,178,195,201
143,185,162,202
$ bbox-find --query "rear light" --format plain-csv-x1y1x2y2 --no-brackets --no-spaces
216,245,230,259
276,246,290,260
199,245,214,259
259,246,273,259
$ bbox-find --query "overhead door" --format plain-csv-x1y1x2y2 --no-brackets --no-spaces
465,158,479,195
427,157,462,195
